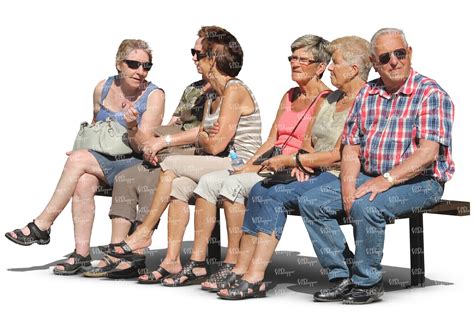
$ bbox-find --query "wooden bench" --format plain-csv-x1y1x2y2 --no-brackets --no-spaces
208,199,470,287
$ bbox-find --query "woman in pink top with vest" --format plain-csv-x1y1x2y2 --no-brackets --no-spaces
153,35,332,288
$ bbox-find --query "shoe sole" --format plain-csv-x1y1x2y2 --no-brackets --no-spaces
313,297,344,302
217,291,266,300
53,265,91,276
342,293,384,305
162,275,207,287
83,271,109,278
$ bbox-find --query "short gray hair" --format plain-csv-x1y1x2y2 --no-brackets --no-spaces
370,28,408,56
292,34,330,60
330,36,372,81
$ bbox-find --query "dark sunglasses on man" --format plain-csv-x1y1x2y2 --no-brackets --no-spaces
378,48,407,65
191,48,208,61
123,59,153,71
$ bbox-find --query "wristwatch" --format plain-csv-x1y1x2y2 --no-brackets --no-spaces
164,135,172,146
383,172,395,185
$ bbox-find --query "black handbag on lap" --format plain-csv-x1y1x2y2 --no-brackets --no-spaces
260,168,296,188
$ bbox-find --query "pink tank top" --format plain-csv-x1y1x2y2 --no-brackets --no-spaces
275,88,331,155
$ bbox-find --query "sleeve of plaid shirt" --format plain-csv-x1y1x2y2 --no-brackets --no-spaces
341,89,364,145
416,89,454,147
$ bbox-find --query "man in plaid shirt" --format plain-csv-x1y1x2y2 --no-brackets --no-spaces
299,28,455,304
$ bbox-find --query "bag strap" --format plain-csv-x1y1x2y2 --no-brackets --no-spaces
280,89,331,150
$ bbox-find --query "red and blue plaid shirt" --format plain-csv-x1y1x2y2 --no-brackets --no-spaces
342,69,455,182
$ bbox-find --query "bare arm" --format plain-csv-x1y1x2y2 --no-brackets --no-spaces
198,84,251,155
92,80,105,123
340,144,361,216
127,89,165,152
233,92,289,173
143,126,200,165
354,139,440,201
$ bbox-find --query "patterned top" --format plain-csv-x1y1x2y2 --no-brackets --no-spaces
342,69,455,182
173,80,206,130
202,79,262,161
96,75,161,127
274,88,327,155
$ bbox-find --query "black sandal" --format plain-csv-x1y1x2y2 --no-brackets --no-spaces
53,251,91,276
104,240,136,259
106,254,146,279
82,255,122,278
97,243,121,253
201,263,235,292
162,260,207,287
217,279,266,300
5,221,50,246
217,271,242,291
138,266,171,284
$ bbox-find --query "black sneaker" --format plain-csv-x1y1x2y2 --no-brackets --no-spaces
342,281,384,304
313,278,353,302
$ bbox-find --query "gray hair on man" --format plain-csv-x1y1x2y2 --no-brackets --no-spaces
370,28,409,56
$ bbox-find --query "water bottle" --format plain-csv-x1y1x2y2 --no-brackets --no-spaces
229,149,244,172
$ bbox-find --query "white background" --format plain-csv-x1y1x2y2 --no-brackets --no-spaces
0,0,472,319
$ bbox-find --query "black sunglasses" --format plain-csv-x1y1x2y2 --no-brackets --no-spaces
191,48,208,61
123,59,153,71
378,48,407,65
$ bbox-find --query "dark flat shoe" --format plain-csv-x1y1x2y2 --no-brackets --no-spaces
5,221,50,246
217,279,266,300
83,256,122,278
53,251,91,276
138,266,171,284
106,256,146,279
201,263,235,292
162,260,207,287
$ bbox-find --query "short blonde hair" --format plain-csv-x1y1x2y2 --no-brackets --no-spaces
115,39,152,67
330,36,372,81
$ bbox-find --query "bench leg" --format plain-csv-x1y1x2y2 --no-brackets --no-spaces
409,214,425,287
207,207,221,266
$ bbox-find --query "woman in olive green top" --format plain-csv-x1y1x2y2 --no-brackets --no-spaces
217,36,373,300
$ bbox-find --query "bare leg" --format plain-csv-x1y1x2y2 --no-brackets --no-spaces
222,200,245,263
201,200,245,289
167,197,216,282
219,232,278,295
94,217,132,268
242,232,279,283
232,233,258,275
55,173,100,270
8,150,104,238
110,217,133,243
114,169,177,253
140,198,187,281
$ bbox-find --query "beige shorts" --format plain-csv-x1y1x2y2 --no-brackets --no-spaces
160,155,232,202
194,170,263,204
108,163,161,222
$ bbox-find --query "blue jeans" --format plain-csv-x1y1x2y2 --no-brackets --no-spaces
242,172,338,240
299,172,444,286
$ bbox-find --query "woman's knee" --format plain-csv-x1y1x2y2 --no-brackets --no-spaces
74,174,99,198
65,150,93,170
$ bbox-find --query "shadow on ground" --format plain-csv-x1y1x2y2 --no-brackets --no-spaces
7,241,452,293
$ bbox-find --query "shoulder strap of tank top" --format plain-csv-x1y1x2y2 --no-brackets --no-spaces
100,76,116,105
280,89,332,150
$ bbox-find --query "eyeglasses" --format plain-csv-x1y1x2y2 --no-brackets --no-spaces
288,55,318,65
123,60,153,71
378,48,407,65
191,48,208,61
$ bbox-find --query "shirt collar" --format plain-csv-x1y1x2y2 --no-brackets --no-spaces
368,68,416,98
